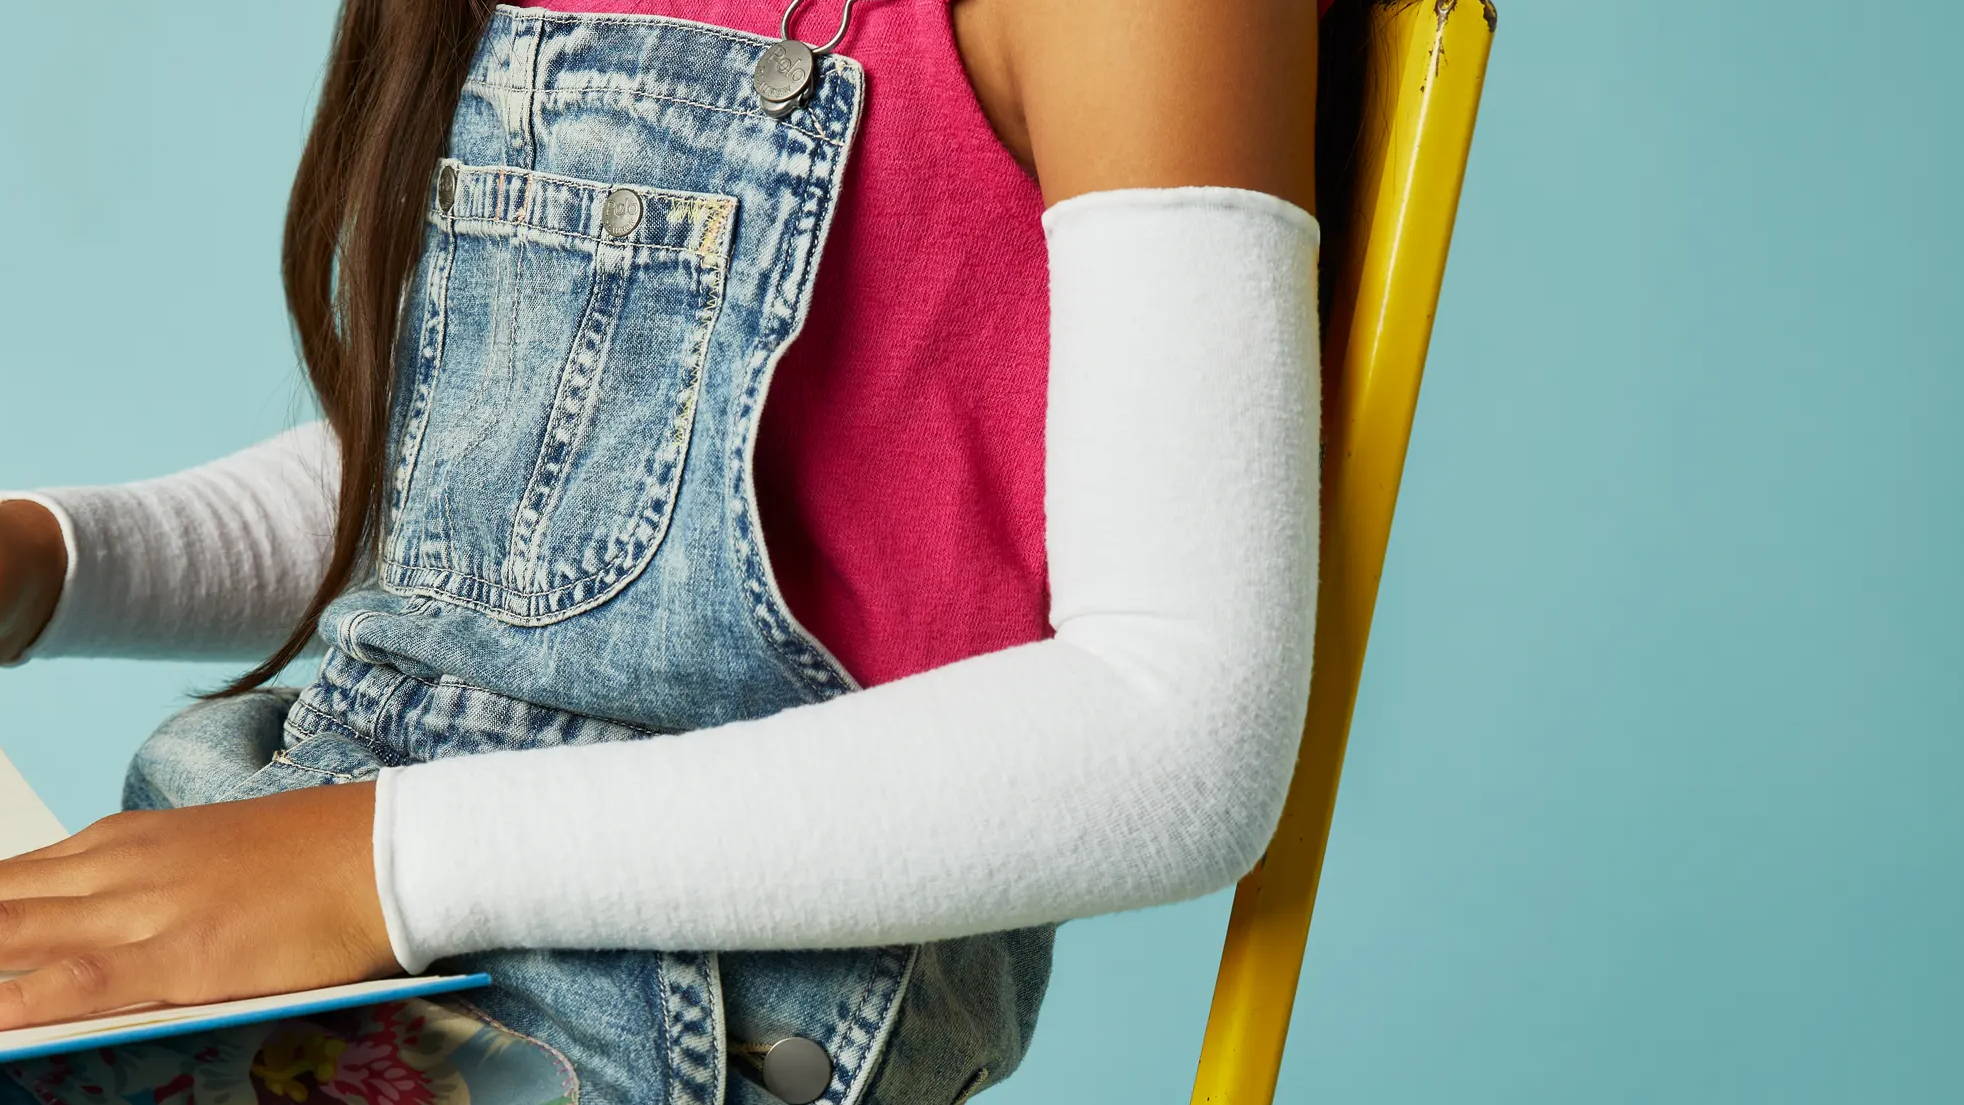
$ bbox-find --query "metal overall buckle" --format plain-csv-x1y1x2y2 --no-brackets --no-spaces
752,0,858,119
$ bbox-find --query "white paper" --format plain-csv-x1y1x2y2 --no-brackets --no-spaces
0,749,67,860
1,751,73,986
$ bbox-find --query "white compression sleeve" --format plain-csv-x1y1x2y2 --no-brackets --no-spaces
2,422,339,662
371,185,1322,971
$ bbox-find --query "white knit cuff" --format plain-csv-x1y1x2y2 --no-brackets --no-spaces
371,764,433,974
1041,183,1318,238
0,491,83,667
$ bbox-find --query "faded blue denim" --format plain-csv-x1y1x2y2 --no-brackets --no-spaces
21,6,1056,1104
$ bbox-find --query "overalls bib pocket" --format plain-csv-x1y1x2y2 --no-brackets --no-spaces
384,156,739,626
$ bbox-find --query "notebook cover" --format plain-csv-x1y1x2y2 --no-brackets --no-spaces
0,974,496,1064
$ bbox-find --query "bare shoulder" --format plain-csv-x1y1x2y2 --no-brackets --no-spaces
954,0,1319,211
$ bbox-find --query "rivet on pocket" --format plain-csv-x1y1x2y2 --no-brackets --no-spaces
603,187,644,237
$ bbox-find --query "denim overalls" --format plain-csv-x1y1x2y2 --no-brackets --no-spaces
2,7,1054,1104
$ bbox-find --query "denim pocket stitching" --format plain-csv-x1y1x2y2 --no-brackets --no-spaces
281,704,409,769
379,258,722,620
386,213,458,566
443,217,724,256
432,160,736,256
657,952,724,1105
209,730,370,805
266,746,362,782
832,944,919,1105
389,666,680,740
502,237,629,585
383,160,737,625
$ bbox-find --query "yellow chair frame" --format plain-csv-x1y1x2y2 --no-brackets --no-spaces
1190,3,1497,1101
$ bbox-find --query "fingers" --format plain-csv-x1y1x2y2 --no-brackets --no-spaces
0,896,143,973
0,832,91,864
0,813,163,900
0,943,157,1031
0,854,101,902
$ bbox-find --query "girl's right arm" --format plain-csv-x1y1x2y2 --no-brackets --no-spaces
0,422,339,666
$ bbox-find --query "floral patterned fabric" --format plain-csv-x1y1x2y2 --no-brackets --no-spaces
3,997,576,1105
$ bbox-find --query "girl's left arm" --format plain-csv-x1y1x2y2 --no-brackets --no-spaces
1,421,340,666
992,0,1319,210
0,0,1320,1025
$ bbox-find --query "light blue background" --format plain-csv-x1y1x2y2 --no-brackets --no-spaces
2,3,1958,1101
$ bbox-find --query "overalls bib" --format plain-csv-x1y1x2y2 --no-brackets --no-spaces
3,7,1055,1104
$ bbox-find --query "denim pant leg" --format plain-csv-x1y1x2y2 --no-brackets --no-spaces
121,688,298,812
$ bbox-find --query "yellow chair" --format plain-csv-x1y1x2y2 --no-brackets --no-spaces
1190,3,1498,1102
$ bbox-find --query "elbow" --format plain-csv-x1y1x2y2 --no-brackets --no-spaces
1127,644,1313,904
1049,577,1316,915
1195,704,1305,895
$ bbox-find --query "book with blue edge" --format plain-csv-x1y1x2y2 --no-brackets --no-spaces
0,749,491,1064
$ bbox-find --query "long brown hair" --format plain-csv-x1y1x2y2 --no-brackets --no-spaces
216,1,495,696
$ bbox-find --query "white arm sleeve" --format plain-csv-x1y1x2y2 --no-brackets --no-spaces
372,185,1322,971
2,421,339,663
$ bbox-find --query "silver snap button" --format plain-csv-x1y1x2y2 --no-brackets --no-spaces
753,39,816,117
761,1036,833,1104
602,188,643,237
437,164,458,213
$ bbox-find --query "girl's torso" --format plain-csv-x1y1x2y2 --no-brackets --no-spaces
5,13,1058,1105
520,0,1056,691
326,6,1054,1100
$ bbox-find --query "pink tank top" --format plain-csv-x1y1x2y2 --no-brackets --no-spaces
519,0,1053,689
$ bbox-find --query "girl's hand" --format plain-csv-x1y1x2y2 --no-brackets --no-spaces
0,499,67,663
0,781,397,1030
